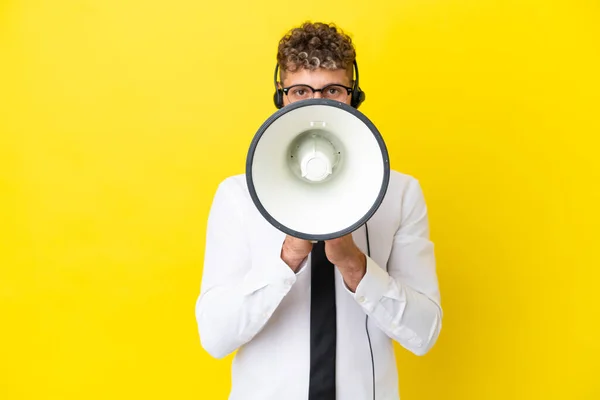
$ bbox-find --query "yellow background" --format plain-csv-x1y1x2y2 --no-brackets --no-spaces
1,0,599,399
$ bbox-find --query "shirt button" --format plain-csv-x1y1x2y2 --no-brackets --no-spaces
285,278,294,286
358,296,366,303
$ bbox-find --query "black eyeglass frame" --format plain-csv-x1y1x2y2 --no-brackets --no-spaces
281,84,354,98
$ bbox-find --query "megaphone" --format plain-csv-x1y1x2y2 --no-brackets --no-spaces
246,98,390,241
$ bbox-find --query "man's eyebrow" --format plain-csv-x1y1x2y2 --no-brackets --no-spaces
284,82,350,88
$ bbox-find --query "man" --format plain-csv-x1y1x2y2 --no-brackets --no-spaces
195,22,442,400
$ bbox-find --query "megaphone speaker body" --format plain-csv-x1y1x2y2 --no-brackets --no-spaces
246,98,390,241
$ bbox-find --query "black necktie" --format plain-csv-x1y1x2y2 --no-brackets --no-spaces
309,240,337,399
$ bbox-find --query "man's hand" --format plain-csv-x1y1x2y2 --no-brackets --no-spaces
281,236,312,272
325,235,367,292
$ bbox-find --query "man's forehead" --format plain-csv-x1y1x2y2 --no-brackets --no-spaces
282,68,352,86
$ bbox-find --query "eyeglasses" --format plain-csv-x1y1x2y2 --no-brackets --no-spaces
282,84,353,103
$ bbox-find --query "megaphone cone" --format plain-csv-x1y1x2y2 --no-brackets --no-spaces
246,98,390,241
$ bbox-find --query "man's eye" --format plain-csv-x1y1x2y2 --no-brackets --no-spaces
291,89,307,97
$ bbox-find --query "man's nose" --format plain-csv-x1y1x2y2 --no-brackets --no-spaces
313,90,323,99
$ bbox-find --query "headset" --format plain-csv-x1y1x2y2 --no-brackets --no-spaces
273,59,366,109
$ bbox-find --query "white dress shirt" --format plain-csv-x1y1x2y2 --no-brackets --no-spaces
195,170,443,400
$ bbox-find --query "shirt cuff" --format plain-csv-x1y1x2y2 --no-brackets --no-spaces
295,257,309,275
346,256,391,312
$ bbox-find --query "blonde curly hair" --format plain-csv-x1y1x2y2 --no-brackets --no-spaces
276,22,356,78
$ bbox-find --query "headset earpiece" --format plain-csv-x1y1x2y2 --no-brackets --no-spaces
274,90,284,109
350,60,366,109
351,87,366,109
273,64,284,109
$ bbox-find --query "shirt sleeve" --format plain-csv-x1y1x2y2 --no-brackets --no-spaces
195,178,307,359
346,177,443,356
